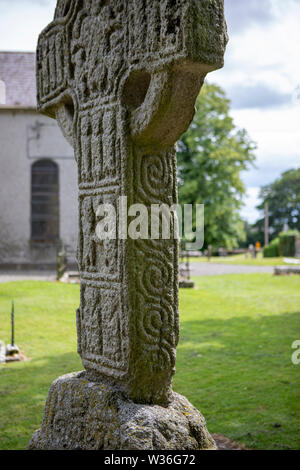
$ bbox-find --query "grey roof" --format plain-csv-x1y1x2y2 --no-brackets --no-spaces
0,51,36,108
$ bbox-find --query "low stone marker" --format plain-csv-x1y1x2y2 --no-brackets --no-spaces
29,0,227,450
0,341,5,364
274,266,300,276
179,250,194,288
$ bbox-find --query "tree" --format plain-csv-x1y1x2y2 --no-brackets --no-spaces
257,168,300,239
240,221,264,248
177,83,256,249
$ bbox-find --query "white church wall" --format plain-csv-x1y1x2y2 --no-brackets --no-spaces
0,109,78,266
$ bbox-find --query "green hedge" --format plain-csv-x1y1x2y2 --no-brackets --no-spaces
263,231,300,257
278,230,299,257
263,238,279,257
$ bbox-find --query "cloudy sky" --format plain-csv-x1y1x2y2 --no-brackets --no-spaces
0,0,299,223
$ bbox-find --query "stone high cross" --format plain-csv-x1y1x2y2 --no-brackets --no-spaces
29,0,227,450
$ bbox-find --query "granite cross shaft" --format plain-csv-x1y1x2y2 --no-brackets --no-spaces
29,0,227,450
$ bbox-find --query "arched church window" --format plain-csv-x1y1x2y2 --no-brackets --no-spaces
0,80,6,104
31,159,59,242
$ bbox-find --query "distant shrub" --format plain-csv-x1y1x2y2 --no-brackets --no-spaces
263,238,279,258
278,230,299,257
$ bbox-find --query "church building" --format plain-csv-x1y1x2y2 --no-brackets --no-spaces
0,51,78,269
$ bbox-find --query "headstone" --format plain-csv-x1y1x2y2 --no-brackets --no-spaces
0,341,5,363
296,238,300,258
29,0,227,450
179,248,194,288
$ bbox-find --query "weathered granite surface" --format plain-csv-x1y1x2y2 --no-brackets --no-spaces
29,0,227,449
28,372,216,450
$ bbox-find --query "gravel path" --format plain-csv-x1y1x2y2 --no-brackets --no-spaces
0,271,57,282
0,263,274,283
190,262,274,276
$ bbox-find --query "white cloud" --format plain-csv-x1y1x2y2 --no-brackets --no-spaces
232,107,300,172
214,0,300,97
0,0,56,51
240,187,261,224
211,0,300,222
230,106,300,205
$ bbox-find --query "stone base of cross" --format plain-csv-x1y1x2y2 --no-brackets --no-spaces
28,371,216,450
28,0,227,450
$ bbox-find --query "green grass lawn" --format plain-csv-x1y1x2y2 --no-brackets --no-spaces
189,252,294,266
0,275,299,450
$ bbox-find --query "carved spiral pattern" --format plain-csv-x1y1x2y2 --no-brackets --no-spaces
133,148,178,373
137,296,176,368
138,255,172,299
139,154,170,201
